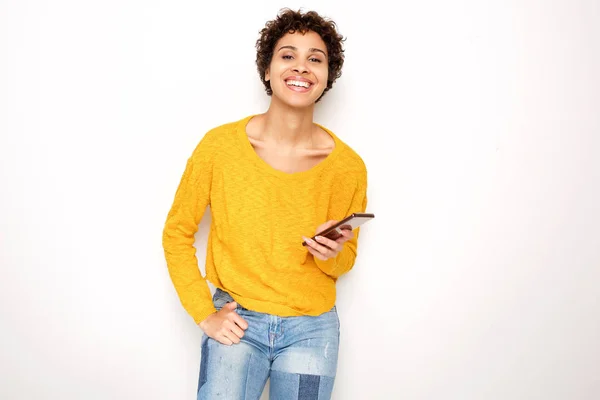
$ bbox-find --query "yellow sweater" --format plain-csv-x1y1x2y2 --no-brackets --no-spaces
162,115,368,324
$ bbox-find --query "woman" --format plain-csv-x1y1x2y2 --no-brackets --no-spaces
162,8,369,400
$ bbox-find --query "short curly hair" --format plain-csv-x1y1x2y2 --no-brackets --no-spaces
255,8,345,102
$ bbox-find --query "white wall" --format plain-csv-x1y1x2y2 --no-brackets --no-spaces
1,0,599,398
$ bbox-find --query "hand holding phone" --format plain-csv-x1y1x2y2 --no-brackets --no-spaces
302,213,374,261
302,213,374,246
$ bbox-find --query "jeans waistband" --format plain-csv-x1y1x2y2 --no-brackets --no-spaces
213,288,251,311
214,287,234,302
213,288,337,315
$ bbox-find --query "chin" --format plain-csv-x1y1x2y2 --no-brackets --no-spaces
272,90,323,109
284,98,316,109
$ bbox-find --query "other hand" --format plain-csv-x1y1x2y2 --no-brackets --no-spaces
198,302,248,345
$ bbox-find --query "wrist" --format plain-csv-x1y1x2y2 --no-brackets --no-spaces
198,313,214,330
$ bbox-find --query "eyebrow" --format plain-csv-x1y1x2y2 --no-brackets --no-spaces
277,45,327,57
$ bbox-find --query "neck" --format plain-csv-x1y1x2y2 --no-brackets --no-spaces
261,97,316,146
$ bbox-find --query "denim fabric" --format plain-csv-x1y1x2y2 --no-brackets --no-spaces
197,288,340,400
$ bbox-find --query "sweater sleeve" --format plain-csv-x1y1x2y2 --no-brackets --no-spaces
315,170,368,279
162,138,217,324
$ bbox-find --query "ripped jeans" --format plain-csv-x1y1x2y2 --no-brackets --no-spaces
197,288,340,400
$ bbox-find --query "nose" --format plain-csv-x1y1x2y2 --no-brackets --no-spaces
292,60,310,74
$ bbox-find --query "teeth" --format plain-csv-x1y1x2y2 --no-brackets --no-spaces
286,80,310,88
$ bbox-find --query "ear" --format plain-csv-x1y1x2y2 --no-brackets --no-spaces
265,68,270,82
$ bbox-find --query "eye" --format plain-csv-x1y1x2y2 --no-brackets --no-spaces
309,57,322,63
282,55,293,60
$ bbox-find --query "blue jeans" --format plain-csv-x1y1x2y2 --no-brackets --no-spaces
197,288,340,399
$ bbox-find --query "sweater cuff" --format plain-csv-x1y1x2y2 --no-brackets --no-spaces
192,305,218,325
315,256,338,277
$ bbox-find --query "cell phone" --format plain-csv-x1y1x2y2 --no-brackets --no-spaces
302,213,375,246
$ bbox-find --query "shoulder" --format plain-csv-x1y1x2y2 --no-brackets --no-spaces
316,125,368,196
195,116,247,147
339,141,367,175
190,115,251,160
322,126,367,177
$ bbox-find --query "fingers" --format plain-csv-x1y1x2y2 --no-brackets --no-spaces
306,246,328,260
304,235,343,255
314,235,342,251
216,319,245,345
218,337,233,345
231,313,249,330
225,328,242,344
304,229,354,261
303,236,335,257
225,319,245,339
222,302,249,330
335,229,354,243
218,332,236,345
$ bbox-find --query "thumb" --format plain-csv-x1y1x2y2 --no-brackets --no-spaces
225,301,237,310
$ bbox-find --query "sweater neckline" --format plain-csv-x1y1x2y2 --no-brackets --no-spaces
236,114,343,180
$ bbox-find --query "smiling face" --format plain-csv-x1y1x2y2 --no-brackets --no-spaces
265,30,329,108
